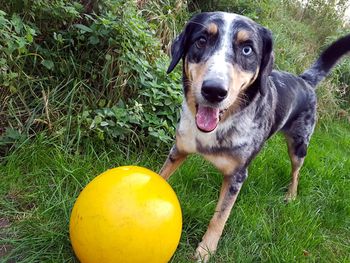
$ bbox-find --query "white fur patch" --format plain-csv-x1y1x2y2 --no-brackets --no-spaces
176,101,256,155
176,103,219,153
204,14,237,83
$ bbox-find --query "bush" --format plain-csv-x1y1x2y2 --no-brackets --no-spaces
0,10,37,153
1,0,349,156
73,1,183,146
0,0,183,155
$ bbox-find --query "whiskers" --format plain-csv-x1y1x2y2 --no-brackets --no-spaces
183,79,193,89
188,21,208,30
237,92,249,106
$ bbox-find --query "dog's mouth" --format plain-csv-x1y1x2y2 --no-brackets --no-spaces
195,105,227,133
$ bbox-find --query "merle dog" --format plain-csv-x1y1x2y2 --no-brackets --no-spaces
159,11,350,262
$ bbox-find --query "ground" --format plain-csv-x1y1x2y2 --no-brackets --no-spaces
0,120,349,262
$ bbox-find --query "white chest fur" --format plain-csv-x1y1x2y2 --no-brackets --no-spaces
176,103,214,153
176,103,256,154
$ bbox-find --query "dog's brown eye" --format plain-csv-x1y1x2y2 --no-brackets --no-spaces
195,37,207,49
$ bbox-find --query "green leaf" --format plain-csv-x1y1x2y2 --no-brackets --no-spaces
89,35,99,45
41,59,54,70
94,115,102,124
26,33,33,43
98,99,106,107
74,24,93,33
105,54,112,61
9,86,17,93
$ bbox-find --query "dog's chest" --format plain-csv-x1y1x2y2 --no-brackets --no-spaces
176,104,261,157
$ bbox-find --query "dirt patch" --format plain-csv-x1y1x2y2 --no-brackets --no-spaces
0,245,13,258
0,87,10,136
0,218,10,228
0,217,13,260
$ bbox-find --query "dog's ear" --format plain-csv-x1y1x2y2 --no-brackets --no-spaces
257,27,274,96
166,13,205,73
167,12,208,73
166,32,186,74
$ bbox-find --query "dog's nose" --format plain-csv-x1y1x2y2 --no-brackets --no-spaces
201,79,228,103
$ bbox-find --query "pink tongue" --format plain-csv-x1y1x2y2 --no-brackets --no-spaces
196,106,219,132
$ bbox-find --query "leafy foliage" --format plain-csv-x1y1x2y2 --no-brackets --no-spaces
0,0,183,154
0,11,35,92
0,0,349,155
72,2,183,145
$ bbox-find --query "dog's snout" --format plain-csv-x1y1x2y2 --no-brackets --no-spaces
201,79,228,103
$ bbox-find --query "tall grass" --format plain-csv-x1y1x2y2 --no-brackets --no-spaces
0,0,183,155
141,0,189,53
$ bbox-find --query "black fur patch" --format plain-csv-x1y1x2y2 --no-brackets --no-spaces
229,184,239,195
300,34,350,87
294,142,307,158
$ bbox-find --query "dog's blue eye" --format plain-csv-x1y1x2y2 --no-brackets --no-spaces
242,46,253,56
196,37,207,49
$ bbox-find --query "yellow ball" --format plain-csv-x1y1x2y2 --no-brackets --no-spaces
69,166,182,263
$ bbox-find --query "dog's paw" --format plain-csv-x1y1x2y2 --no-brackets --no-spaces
284,191,297,202
194,244,211,263
284,182,298,202
194,239,218,263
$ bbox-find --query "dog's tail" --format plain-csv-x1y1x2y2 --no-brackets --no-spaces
300,34,350,88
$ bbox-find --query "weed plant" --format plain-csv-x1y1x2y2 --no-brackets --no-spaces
0,0,184,155
1,0,350,155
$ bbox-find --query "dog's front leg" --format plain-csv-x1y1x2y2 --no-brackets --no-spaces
159,144,187,180
195,167,247,262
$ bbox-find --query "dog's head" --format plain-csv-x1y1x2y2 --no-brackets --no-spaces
167,12,274,132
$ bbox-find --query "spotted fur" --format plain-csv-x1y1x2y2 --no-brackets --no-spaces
160,11,350,262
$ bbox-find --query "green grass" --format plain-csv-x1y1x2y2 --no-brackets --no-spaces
1,120,350,262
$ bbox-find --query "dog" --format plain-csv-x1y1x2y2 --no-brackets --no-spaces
159,11,350,262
